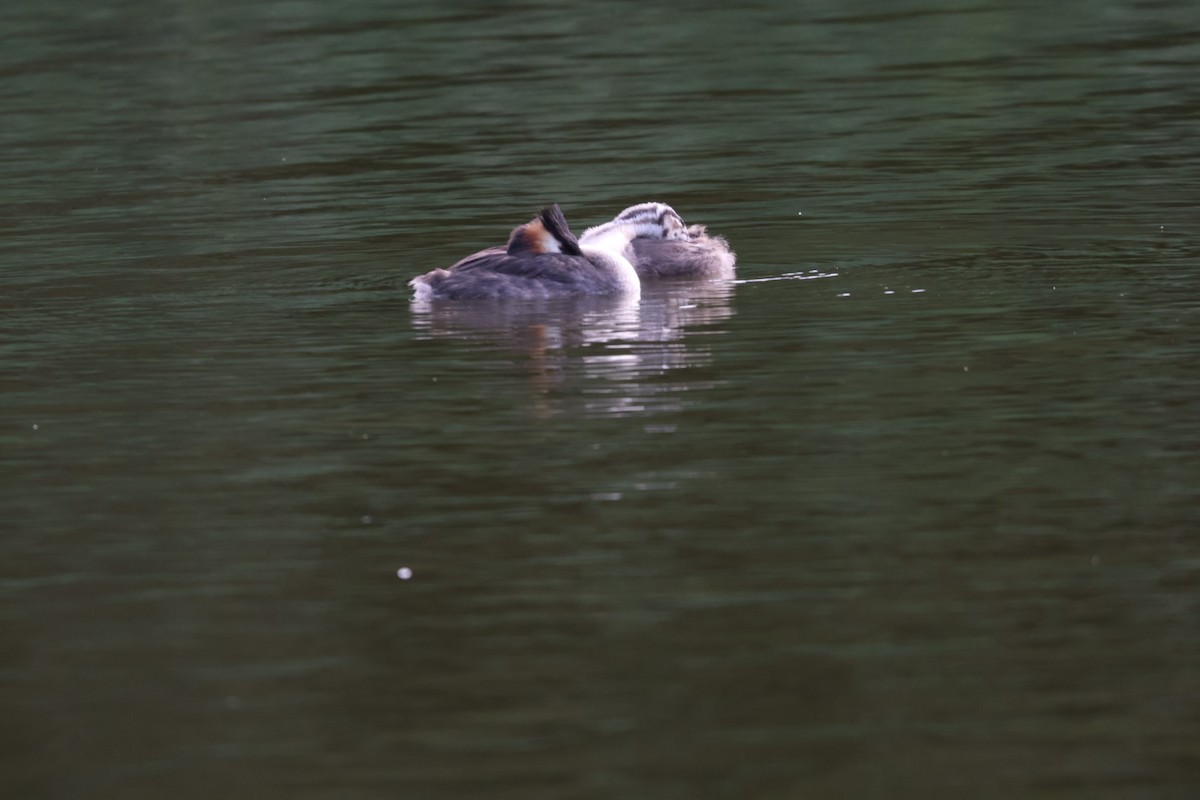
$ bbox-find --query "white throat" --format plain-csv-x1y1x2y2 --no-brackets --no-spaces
579,221,642,295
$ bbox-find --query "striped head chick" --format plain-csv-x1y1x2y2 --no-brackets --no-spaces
580,202,690,246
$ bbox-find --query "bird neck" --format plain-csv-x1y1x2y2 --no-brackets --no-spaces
579,219,662,249
578,224,640,294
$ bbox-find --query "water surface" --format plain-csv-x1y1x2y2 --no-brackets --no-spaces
3,1,1199,797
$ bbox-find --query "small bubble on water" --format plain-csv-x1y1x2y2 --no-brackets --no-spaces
397,567,413,580
360,515,374,525
32,424,38,431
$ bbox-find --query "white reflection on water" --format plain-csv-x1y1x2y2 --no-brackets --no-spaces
409,281,735,418
735,269,839,284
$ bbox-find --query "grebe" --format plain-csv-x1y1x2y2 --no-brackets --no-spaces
409,205,677,301
583,202,737,279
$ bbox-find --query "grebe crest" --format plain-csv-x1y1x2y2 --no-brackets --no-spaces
506,205,584,256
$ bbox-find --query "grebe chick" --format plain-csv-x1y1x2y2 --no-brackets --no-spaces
586,202,737,279
410,205,675,301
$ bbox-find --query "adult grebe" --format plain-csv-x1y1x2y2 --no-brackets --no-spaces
583,202,737,279
409,205,678,301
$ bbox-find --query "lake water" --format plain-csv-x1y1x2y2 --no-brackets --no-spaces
3,1,1199,797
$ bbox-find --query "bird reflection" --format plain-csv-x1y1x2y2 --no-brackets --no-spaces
409,281,735,418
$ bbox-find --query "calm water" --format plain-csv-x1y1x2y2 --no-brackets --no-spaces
3,0,1199,797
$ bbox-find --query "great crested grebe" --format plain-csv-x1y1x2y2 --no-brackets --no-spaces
582,202,737,279
409,204,683,301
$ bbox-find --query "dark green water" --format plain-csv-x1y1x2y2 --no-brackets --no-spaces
3,1,1199,797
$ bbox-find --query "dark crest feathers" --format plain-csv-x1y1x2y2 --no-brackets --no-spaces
538,204,583,256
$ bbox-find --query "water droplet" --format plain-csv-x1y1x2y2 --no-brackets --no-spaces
360,515,373,525
397,567,413,580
